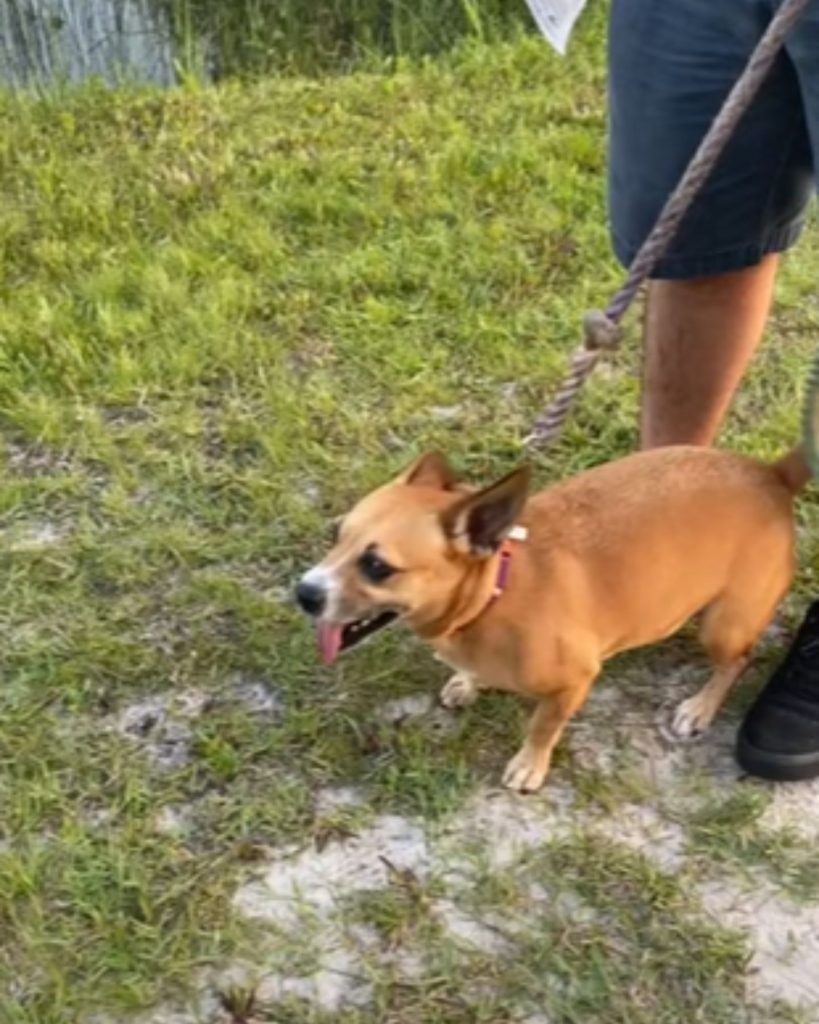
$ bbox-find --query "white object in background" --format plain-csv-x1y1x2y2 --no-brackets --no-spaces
523,0,589,55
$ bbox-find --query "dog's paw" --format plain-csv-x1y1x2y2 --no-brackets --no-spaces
502,747,550,793
669,694,713,741
439,672,478,710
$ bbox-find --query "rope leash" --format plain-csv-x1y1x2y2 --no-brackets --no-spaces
804,351,819,479
525,0,814,449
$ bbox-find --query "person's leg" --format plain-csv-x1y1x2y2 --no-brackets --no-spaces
641,257,779,448
608,0,814,444
608,0,819,781
735,0,819,783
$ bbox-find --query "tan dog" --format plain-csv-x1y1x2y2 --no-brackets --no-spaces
296,446,808,791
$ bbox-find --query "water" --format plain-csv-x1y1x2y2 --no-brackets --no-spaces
0,0,198,88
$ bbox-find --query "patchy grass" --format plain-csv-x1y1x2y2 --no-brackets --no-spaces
2,5,819,1022
687,788,819,903
245,832,782,1024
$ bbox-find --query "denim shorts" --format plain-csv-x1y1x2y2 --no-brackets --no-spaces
608,0,819,279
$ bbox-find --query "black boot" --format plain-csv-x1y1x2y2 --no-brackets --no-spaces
737,601,819,782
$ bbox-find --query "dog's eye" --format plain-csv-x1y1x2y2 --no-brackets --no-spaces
358,549,395,584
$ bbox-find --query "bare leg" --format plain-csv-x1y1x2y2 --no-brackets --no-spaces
641,256,779,448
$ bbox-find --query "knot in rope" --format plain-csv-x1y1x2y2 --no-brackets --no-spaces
582,310,621,352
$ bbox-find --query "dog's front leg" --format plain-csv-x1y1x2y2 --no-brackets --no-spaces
503,678,595,793
439,671,480,709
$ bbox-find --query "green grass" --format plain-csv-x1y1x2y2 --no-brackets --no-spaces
1,6,819,1021
166,0,534,76
687,789,819,903
3,0,535,89
316,835,783,1024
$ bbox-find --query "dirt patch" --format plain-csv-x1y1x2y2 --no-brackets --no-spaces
758,778,819,843
379,694,435,723
567,664,746,802
700,880,819,1012
113,689,211,771
152,669,819,1021
590,784,819,1018
437,787,573,877
225,674,283,717
111,680,282,774
152,805,194,837
199,951,372,1019
379,692,458,736
4,441,73,478
314,785,366,816
254,947,372,1013
433,898,514,954
228,815,429,1014
233,814,429,928
590,804,688,873
3,521,68,551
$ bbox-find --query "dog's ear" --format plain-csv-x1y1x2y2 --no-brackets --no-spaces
398,451,459,490
441,466,531,557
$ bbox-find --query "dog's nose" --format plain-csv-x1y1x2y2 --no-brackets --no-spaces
295,579,326,617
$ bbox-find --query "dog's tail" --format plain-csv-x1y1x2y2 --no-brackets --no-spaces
773,447,812,495
771,357,819,494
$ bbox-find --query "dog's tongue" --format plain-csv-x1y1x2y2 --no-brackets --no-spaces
317,622,343,665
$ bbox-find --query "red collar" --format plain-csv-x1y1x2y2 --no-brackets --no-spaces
489,541,514,603
488,524,527,600
455,525,527,632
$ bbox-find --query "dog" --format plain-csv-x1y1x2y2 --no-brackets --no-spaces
296,446,808,791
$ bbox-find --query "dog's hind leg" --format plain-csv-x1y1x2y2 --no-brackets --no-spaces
671,551,793,740
671,657,750,739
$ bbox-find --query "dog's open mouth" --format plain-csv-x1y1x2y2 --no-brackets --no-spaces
316,611,399,665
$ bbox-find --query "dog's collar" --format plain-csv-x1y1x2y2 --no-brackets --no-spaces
490,524,527,601
451,524,527,635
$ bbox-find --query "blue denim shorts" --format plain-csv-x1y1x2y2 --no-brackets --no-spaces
608,0,819,278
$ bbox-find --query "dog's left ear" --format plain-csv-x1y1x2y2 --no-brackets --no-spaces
397,451,459,490
441,466,531,557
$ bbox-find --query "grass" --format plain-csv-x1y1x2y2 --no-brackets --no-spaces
166,0,534,76
294,834,787,1024
1,4,819,1021
687,789,819,903
3,0,534,89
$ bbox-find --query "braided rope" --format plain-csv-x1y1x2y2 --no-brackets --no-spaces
525,0,814,449
803,351,819,480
